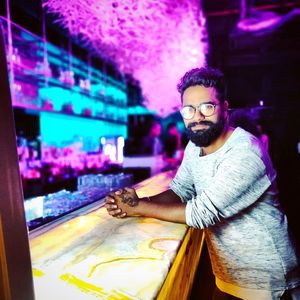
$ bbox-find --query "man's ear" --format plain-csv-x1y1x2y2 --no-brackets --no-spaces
223,100,229,111
223,100,229,121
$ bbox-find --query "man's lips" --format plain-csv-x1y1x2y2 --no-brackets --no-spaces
191,124,209,131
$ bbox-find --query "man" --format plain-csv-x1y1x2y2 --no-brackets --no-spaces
105,67,300,299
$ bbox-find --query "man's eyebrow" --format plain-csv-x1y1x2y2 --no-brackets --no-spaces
196,100,215,105
183,100,215,106
201,100,215,104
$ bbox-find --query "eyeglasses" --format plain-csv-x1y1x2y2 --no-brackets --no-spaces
180,103,218,120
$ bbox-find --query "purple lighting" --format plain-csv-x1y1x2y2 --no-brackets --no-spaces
43,0,208,116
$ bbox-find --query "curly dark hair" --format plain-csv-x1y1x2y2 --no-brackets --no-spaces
177,67,227,103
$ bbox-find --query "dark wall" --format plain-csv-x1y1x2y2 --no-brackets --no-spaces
13,108,40,139
204,2,300,245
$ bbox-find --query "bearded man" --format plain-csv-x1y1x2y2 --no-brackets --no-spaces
105,67,300,300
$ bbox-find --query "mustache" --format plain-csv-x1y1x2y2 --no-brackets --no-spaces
187,121,213,129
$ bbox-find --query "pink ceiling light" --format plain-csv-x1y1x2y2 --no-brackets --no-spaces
43,0,208,116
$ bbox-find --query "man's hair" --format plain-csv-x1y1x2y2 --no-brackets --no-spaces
177,67,227,103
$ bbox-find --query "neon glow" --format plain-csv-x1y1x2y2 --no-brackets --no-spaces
117,136,124,163
40,112,127,151
43,0,208,116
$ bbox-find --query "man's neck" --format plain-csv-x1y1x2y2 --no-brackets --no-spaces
202,125,235,155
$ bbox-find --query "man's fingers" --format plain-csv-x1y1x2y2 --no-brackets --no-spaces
116,212,127,218
105,196,116,204
124,187,134,193
105,192,128,219
115,189,125,195
107,208,122,216
105,203,118,210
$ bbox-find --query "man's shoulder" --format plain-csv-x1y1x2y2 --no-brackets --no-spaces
227,128,265,158
231,127,261,147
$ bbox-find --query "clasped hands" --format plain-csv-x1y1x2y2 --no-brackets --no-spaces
105,187,140,218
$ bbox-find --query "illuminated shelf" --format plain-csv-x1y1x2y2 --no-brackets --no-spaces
0,16,128,125
22,107,128,124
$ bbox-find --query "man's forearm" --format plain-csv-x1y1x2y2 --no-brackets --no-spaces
143,189,182,204
132,200,187,224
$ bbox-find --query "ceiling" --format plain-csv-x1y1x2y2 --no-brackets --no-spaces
8,1,300,51
1,0,300,113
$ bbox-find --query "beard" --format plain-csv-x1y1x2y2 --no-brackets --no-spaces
185,115,226,147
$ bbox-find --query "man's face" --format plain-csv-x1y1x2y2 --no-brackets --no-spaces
182,85,227,147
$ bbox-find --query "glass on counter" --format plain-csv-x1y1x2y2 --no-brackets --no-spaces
77,172,133,193
25,172,133,230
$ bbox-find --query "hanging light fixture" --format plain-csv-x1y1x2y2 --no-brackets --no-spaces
43,0,208,116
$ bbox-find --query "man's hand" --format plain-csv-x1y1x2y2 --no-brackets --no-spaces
105,187,140,218
105,191,127,218
121,187,139,207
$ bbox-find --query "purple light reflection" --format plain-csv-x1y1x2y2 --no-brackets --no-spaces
44,0,208,116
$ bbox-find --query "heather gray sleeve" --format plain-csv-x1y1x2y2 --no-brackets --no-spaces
170,150,196,203
186,150,272,228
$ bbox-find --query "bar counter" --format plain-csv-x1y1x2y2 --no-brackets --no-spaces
29,171,204,300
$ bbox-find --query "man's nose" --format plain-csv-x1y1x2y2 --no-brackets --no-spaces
193,108,205,121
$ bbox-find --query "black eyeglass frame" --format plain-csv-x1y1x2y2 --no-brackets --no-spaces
180,102,218,120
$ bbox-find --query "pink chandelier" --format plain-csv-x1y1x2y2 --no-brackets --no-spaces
44,0,208,116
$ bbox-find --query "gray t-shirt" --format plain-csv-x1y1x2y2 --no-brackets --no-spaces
170,127,300,291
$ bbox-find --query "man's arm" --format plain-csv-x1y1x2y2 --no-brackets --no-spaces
105,188,186,223
131,200,186,224
144,189,182,203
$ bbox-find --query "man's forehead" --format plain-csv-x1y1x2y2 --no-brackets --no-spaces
183,85,218,102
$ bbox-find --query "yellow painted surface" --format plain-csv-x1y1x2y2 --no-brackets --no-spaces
30,171,190,300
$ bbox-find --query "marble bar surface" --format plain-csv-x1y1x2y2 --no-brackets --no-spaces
29,170,188,300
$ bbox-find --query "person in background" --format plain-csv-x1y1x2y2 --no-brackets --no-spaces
229,109,270,152
163,122,183,170
256,123,269,152
105,67,300,300
140,119,163,155
228,109,259,138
